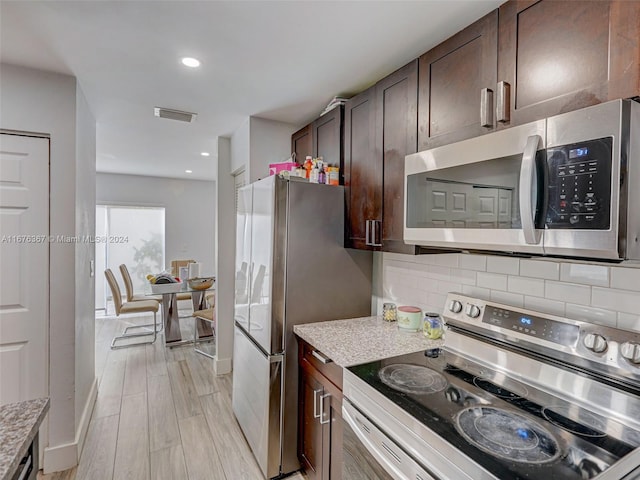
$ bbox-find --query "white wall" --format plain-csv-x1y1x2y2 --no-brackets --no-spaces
377,252,640,332
0,63,97,472
96,173,216,275
214,137,234,374
230,116,296,181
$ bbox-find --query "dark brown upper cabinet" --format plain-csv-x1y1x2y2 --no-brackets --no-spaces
497,0,640,127
344,86,381,250
291,124,312,166
418,10,498,150
376,60,420,254
312,105,344,175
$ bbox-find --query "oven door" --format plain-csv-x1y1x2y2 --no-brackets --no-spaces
404,119,546,255
342,399,437,480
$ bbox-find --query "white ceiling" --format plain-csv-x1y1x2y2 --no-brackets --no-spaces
0,0,504,181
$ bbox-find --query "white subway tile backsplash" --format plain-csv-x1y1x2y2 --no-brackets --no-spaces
560,263,609,287
450,268,477,286
592,287,640,315
490,290,524,307
477,272,508,291
462,285,491,300
435,280,463,295
520,259,559,280
486,256,519,275
565,303,617,327
544,281,591,305
610,266,640,292
524,296,565,317
427,292,448,311
508,276,545,297
458,254,486,272
417,253,459,268
618,312,640,332
423,264,451,282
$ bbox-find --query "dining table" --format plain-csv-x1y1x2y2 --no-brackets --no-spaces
148,283,215,346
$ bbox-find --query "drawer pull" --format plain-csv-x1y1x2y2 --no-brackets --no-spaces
311,349,332,364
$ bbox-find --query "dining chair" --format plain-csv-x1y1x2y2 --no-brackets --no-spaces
170,259,194,302
104,268,160,349
192,294,217,358
119,263,162,303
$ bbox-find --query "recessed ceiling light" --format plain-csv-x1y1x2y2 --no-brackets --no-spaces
185,170,193,174
181,57,200,68
200,152,210,157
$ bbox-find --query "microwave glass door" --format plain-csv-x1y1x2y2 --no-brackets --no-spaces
406,152,544,230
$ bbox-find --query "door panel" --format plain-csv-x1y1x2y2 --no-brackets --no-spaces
0,134,49,405
248,177,275,352
231,326,282,478
234,184,252,331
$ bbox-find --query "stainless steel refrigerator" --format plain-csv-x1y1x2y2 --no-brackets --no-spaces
232,175,372,479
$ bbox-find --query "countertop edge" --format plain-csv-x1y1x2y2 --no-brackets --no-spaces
0,398,50,480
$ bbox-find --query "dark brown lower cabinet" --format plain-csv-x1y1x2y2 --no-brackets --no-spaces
298,340,343,480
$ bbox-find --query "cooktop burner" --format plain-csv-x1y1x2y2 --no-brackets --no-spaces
378,364,447,395
542,406,607,438
455,406,561,464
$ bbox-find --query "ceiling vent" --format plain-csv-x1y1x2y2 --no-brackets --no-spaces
153,107,197,123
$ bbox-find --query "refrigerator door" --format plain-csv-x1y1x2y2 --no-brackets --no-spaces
234,183,253,332
232,324,283,479
248,176,276,353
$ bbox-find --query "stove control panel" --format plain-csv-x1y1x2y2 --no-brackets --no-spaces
482,306,580,346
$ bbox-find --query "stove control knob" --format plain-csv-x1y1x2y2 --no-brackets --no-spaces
583,333,608,353
620,342,640,364
449,300,463,314
465,304,481,318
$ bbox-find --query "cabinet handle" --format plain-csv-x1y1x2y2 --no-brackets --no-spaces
365,220,371,246
311,349,332,364
313,388,323,419
480,88,494,127
496,81,510,123
371,220,382,247
319,393,331,424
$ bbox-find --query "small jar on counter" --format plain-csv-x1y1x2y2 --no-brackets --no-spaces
423,312,443,339
382,303,397,322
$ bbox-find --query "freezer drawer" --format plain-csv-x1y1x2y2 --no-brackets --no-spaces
232,325,283,479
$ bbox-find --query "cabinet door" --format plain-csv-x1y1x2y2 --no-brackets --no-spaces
376,60,420,254
344,87,381,250
292,124,313,165
326,389,343,480
313,106,344,175
418,10,498,149
299,371,324,480
498,0,640,127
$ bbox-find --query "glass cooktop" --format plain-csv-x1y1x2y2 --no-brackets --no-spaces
347,348,639,480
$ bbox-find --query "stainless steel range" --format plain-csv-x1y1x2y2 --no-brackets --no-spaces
342,293,640,479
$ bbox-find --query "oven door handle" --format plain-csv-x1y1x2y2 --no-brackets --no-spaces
519,134,543,245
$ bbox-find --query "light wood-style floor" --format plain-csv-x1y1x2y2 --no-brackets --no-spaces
39,308,307,480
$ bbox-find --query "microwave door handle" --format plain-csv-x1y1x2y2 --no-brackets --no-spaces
519,135,543,245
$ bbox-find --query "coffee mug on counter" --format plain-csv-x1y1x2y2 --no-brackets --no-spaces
397,306,422,332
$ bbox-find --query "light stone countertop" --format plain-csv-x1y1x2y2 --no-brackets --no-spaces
0,397,49,480
294,315,444,367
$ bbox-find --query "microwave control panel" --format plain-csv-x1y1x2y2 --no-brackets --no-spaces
545,137,612,230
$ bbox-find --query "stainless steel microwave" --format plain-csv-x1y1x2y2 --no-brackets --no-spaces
404,99,640,261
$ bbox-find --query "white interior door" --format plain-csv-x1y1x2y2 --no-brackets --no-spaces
0,133,49,405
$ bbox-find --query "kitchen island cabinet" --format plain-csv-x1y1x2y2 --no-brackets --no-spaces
298,339,343,480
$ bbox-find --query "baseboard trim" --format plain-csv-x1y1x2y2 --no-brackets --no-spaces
214,356,232,375
43,376,98,473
